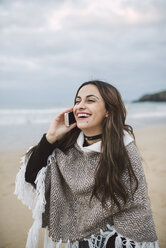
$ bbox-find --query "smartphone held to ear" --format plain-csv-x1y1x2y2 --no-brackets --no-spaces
64,111,76,126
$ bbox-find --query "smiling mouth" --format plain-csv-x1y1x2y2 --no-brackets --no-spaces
77,113,91,119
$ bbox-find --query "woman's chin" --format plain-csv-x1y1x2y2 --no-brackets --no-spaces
76,122,90,130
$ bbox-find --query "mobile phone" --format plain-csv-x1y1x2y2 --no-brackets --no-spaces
64,111,76,126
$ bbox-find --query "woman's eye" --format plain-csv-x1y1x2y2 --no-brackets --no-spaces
75,99,95,104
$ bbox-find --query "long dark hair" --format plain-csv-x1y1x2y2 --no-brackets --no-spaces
28,80,138,211
58,80,138,210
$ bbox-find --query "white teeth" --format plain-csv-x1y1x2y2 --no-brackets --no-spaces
78,113,90,117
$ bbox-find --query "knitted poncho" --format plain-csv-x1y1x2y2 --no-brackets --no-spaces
14,131,159,248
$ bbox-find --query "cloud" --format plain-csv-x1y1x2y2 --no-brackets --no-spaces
0,55,39,72
47,0,165,31
0,0,166,101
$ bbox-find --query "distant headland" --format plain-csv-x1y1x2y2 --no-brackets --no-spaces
133,90,166,102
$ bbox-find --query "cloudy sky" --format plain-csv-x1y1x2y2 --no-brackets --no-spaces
0,0,166,107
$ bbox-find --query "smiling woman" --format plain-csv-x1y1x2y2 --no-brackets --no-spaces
14,80,159,248
73,84,108,141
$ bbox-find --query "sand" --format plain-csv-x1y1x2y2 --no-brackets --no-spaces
0,125,166,248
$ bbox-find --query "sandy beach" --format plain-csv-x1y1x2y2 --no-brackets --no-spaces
0,125,166,248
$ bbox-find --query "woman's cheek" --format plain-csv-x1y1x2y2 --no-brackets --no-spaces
73,106,77,116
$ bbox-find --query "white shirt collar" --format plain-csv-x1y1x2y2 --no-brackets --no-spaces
76,130,133,153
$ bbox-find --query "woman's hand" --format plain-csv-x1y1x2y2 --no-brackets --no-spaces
46,107,77,144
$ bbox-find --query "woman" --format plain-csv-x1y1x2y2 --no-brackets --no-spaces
14,80,159,248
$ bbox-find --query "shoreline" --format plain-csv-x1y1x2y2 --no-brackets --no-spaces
0,124,166,247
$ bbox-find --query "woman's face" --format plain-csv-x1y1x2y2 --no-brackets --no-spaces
73,84,107,136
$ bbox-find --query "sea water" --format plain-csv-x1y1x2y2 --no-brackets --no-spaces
0,102,166,151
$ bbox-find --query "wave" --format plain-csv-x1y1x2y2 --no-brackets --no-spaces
0,107,65,126
0,108,65,115
128,111,166,119
0,103,166,126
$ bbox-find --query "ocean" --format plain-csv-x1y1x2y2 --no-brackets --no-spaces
0,102,166,151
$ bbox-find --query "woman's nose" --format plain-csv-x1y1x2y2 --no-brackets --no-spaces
73,102,86,115
76,101,86,109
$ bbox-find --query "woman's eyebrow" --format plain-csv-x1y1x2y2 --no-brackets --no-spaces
87,94,99,99
76,94,99,100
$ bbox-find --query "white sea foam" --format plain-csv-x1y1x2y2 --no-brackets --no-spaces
0,108,65,126
126,102,166,119
1,103,166,126
0,103,166,151
128,112,166,118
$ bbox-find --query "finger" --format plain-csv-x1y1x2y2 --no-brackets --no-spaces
67,122,77,131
